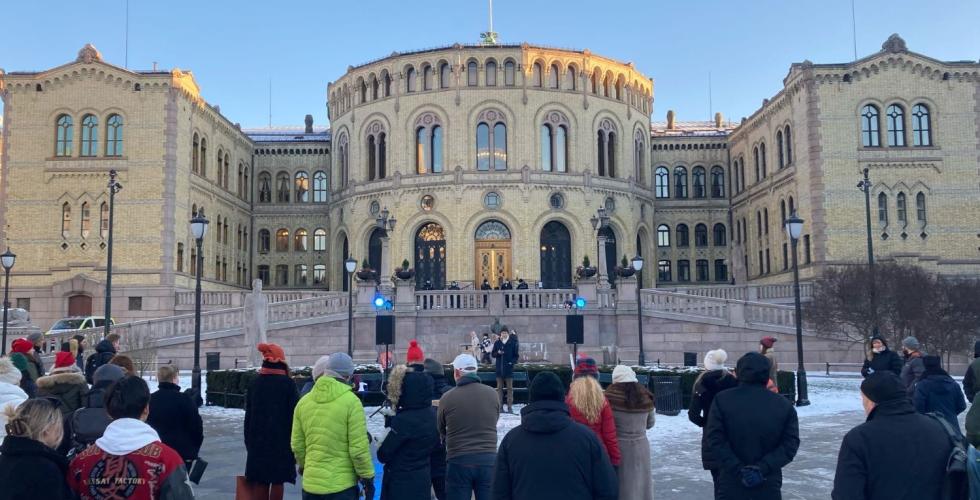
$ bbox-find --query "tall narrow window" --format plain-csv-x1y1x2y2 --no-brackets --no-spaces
549,64,559,89
294,229,308,252
100,202,108,238
692,166,706,198
555,125,567,173
177,243,184,273
532,63,543,87
634,133,645,183
61,203,71,238
383,72,392,96
485,60,497,86
54,115,74,157
676,224,689,247
764,208,769,234
313,264,326,285
493,123,507,170
414,114,443,175
504,60,515,86
258,229,270,253
541,125,552,172
597,131,606,176
359,80,367,104
406,67,417,92
696,260,709,282
759,143,767,178
695,224,708,247
295,172,309,202
657,224,670,247
564,67,576,90
313,171,328,202
713,224,727,246
313,228,327,251
784,125,792,164
753,147,761,182
80,114,98,157
367,135,376,181
423,65,433,90
861,104,881,147
678,260,691,282
192,133,199,172
80,202,91,238
258,173,272,203
277,173,290,202
417,127,428,174
276,229,289,252
916,192,926,222
596,120,617,178
912,104,932,146
431,126,443,173
780,200,787,224
710,166,725,198
338,133,349,187
371,76,379,100
886,104,906,147
105,114,123,156
295,265,308,286
896,192,907,223
199,138,207,176
440,62,451,88
776,130,785,169
674,167,688,198
714,260,728,282
476,112,507,171
655,167,669,198
658,260,672,282
467,61,478,86
878,193,888,223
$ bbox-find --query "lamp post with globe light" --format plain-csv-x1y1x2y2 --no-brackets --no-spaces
190,209,209,396
345,257,357,357
785,212,810,406
1,249,16,356
631,254,645,365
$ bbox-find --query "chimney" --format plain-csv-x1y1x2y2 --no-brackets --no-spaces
714,112,723,128
305,114,314,134
666,110,675,130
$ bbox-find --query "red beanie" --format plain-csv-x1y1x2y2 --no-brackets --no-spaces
10,338,32,354
406,340,424,364
760,336,777,349
257,343,286,363
55,351,76,369
574,357,599,378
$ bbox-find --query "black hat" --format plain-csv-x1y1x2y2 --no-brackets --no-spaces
870,335,887,346
529,371,565,402
735,352,771,385
923,355,942,371
860,372,907,403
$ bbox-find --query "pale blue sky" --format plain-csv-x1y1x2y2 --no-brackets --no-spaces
2,0,978,128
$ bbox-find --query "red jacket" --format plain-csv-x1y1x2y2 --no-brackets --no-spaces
566,396,622,466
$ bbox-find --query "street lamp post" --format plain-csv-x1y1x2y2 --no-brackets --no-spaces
189,209,210,396
345,257,357,357
631,254,645,366
375,207,397,289
589,208,610,286
857,168,879,336
785,212,810,406
103,170,123,337
1,249,16,356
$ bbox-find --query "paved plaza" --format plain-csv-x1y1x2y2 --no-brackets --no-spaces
182,375,927,499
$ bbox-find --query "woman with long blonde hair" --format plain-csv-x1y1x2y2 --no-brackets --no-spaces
0,398,74,500
566,357,621,467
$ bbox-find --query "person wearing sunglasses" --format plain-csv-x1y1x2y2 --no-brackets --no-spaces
0,397,74,500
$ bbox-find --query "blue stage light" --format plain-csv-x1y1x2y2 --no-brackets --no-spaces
575,297,587,309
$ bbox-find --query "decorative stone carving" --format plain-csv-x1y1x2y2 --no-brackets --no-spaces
76,44,102,64
244,279,269,367
0,307,32,328
882,34,907,54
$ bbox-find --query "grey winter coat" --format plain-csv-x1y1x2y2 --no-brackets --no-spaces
610,408,654,500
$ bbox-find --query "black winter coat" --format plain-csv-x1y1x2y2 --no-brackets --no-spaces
69,381,114,449
378,371,439,500
426,372,452,479
705,354,800,499
914,371,967,430
84,339,117,384
688,369,738,470
861,349,904,378
430,373,453,398
832,398,952,500
0,436,74,500
492,400,618,500
146,382,204,462
492,339,519,378
244,364,300,485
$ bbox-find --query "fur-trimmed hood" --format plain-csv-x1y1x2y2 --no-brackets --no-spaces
387,364,408,409
36,370,87,389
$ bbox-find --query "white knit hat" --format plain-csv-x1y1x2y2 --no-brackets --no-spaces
612,365,638,384
0,357,22,386
704,349,728,371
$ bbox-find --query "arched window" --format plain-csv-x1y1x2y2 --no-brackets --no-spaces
788,196,795,215
916,192,927,222
406,67,417,92
861,104,881,147
276,172,290,202
105,114,123,156
878,192,888,223
655,167,669,198
591,69,600,94
338,133,349,187
753,146,761,182
759,143,767,178
365,123,387,181
359,79,367,104
674,166,688,198
258,229,271,253
383,72,392,96
80,202,91,238
784,125,792,164
504,60,515,86
371,76,379,100
192,133,199,172
676,224,689,247
176,243,184,273
615,79,623,101
603,73,612,97
912,104,932,146
476,110,507,171
596,120,617,177
485,60,497,86
896,192,907,223
710,166,725,198
541,124,552,171
440,62,452,88
540,112,570,172
549,64,559,89
55,114,73,157
313,264,327,285
780,199,787,224
422,65,433,90
657,224,670,247
565,66,576,90
294,229,308,252
313,228,327,251
886,104,906,146
100,202,108,239
199,138,207,176
634,132,645,183
61,202,71,238
80,114,98,157
695,223,708,247
467,61,478,86
313,171,327,202
713,223,727,246
258,172,272,203
276,229,289,252
532,62,543,87
414,113,443,174
692,166,706,198
295,172,309,202
776,130,785,169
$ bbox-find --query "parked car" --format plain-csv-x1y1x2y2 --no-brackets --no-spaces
45,316,115,350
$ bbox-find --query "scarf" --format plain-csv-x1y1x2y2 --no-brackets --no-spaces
605,382,655,413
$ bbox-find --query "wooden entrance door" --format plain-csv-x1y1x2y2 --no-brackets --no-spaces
68,295,92,316
475,243,511,288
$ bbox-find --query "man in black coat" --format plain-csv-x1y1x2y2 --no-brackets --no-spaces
492,328,520,413
377,365,440,499
492,371,617,500
146,364,204,466
860,336,903,378
832,372,953,500
84,334,120,384
706,352,800,500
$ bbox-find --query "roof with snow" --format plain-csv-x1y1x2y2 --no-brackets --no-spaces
651,120,734,138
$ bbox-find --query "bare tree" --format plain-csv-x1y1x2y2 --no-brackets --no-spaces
121,327,159,378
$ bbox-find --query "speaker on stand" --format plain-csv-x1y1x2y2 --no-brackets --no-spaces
566,314,584,363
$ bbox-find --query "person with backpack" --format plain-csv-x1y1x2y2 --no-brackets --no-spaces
914,355,967,431
833,372,956,500
900,336,926,397
69,364,126,453
84,333,120,384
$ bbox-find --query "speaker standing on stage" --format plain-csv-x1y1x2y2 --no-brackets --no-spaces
492,328,519,414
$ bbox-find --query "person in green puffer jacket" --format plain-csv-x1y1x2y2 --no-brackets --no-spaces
292,353,376,499
9,339,39,398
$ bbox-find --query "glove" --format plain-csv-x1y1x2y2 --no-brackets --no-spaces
360,477,376,500
739,465,765,489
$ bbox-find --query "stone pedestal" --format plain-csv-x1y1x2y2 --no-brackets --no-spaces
575,277,597,310
597,235,609,288
356,280,377,313
393,279,417,314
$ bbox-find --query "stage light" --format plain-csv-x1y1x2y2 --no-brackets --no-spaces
575,297,587,309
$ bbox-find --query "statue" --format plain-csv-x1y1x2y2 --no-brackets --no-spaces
243,279,269,367
0,307,32,328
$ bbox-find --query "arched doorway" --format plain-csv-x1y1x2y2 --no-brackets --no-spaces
474,220,512,288
540,221,571,288
368,228,383,285
341,235,350,292
415,223,446,289
600,225,618,288
68,294,92,317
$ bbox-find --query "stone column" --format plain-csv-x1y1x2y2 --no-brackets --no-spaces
597,234,610,288
380,235,392,294
575,277,598,310
356,280,377,314
393,279,417,314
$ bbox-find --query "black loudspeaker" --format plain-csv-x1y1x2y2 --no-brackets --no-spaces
565,315,584,344
684,352,698,367
375,316,394,345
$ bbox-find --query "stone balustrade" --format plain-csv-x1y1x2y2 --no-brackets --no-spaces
669,282,813,302
174,290,332,310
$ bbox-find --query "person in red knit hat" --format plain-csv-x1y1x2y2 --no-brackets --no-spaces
37,351,88,454
9,338,40,398
407,340,425,368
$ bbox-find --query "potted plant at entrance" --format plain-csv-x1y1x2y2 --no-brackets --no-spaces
576,256,597,278
616,254,636,278
394,259,415,280
356,258,376,281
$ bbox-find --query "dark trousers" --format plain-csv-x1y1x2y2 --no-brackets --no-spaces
432,475,446,500
710,469,721,500
446,453,494,500
303,486,358,500
481,352,492,365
